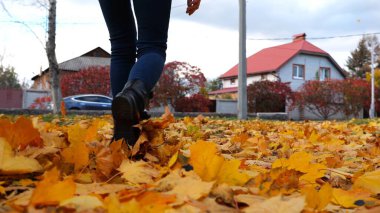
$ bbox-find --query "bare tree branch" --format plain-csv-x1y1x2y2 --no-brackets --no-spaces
0,0,46,49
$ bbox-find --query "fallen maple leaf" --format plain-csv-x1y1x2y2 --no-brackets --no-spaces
136,191,176,212
189,140,225,181
302,183,332,211
29,167,76,206
0,138,42,175
0,117,43,150
104,193,137,213
61,124,90,171
189,140,249,185
353,170,380,194
60,195,104,211
118,160,160,185
331,188,377,208
157,171,213,205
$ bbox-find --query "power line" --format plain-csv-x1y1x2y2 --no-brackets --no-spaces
172,3,186,9
248,32,380,41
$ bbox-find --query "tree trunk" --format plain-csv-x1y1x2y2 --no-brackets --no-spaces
46,0,61,114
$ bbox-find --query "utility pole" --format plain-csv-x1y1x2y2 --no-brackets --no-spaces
369,43,376,118
238,0,247,120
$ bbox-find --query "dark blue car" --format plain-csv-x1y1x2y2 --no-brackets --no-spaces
63,94,112,110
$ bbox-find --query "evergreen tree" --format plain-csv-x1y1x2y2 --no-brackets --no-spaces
346,37,371,78
206,78,222,92
0,65,21,89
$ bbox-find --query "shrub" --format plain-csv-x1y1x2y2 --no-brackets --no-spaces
293,79,377,119
174,94,211,112
247,81,292,113
340,79,370,118
292,80,342,120
60,66,110,97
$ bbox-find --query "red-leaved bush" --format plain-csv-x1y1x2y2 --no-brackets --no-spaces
292,79,378,119
174,94,212,112
247,81,293,113
60,66,110,97
292,80,341,120
151,61,207,108
29,96,52,109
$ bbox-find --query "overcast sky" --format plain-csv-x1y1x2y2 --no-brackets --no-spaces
0,0,379,84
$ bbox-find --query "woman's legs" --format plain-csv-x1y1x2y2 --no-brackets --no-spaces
98,0,137,97
129,0,172,92
100,0,172,145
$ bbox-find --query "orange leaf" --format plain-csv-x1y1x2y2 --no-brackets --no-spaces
30,168,76,206
0,117,43,150
62,141,89,171
61,100,67,116
136,191,176,207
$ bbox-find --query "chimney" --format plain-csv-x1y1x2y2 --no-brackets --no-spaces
293,33,306,42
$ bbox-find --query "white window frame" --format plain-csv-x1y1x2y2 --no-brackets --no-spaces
292,64,305,80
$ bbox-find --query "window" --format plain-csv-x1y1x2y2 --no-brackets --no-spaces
230,78,236,85
292,64,305,79
319,67,331,81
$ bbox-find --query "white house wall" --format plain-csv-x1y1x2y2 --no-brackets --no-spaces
222,74,277,88
278,54,344,91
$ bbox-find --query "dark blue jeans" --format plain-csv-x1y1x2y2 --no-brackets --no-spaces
99,0,172,97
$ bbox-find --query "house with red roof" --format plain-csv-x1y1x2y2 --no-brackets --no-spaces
210,33,346,99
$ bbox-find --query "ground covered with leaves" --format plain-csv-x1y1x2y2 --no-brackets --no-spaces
0,110,379,212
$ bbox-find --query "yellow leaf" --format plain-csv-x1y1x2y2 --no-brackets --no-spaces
0,138,42,175
287,151,312,173
118,160,160,185
299,163,327,184
168,151,179,168
189,140,224,182
30,168,76,206
60,195,104,211
62,124,90,171
331,188,374,208
308,130,319,143
217,159,250,186
302,183,332,211
353,170,380,194
104,194,137,213
166,175,213,205
189,140,249,185
272,158,289,169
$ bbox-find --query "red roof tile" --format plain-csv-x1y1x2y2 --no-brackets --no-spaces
220,39,329,78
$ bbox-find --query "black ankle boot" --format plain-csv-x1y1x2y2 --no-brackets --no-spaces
112,80,150,146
